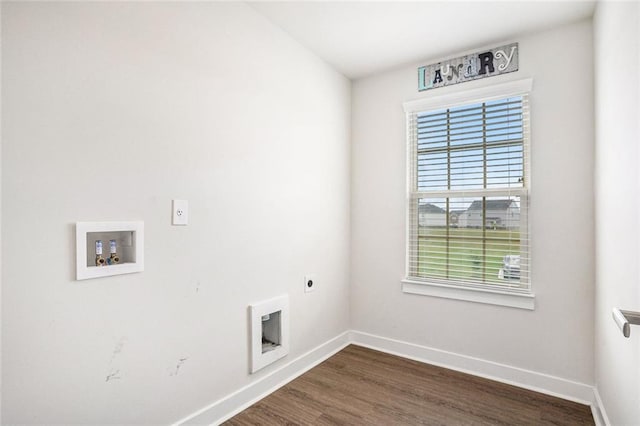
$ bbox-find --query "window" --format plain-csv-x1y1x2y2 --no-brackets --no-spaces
403,79,533,309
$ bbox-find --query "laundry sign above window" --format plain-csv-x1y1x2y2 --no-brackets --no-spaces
418,43,518,91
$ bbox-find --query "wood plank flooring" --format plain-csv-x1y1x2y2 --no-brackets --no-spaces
225,345,594,425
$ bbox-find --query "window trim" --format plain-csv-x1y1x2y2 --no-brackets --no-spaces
402,78,534,309
403,78,533,115
401,279,535,310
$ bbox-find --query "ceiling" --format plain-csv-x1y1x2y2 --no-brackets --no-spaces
249,1,596,79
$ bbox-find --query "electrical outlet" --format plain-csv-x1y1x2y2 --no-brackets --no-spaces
172,199,188,226
304,275,316,293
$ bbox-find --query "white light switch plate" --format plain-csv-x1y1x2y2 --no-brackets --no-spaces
172,200,188,225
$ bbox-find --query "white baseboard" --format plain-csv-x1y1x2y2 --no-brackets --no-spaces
350,330,595,406
591,387,610,426
175,329,599,425
174,331,350,425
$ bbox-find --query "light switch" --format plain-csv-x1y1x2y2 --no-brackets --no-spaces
172,200,188,226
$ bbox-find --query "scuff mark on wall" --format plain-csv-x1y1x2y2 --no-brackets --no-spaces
195,281,201,293
105,337,127,383
169,358,188,376
105,370,121,382
110,337,127,364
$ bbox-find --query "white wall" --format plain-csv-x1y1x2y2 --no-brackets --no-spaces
351,20,595,385
1,2,350,424
593,2,640,424
0,3,3,420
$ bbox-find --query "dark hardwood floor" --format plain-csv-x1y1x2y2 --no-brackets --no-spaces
225,345,594,425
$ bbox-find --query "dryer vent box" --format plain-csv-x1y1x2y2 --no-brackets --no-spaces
249,295,289,373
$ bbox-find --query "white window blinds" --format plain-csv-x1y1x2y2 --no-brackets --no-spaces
406,91,530,293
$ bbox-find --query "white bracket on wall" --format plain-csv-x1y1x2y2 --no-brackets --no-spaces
76,221,144,280
613,308,640,338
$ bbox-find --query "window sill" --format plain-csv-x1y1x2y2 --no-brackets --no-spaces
401,279,535,310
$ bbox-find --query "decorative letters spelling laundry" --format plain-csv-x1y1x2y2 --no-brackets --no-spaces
418,43,518,91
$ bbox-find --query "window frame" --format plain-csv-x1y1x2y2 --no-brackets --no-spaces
402,78,535,310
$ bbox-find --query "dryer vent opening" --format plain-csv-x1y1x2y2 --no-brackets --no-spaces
261,311,281,353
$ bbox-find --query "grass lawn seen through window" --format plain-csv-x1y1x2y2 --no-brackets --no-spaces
417,226,521,285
